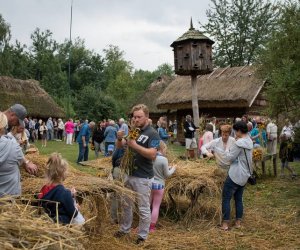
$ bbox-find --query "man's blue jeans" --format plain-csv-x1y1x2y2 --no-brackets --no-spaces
77,143,89,163
222,176,244,221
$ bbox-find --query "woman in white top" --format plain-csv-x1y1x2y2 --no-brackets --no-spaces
201,125,236,169
7,124,29,152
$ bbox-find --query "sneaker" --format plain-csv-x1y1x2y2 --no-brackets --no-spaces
113,231,127,238
135,237,145,245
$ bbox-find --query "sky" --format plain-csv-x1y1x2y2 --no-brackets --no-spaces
0,0,211,71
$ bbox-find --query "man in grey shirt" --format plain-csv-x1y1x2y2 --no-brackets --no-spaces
0,112,24,196
3,104,37,175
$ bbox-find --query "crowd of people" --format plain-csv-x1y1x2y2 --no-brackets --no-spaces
0,103,299,245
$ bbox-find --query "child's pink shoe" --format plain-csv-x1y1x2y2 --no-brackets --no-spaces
149,223,156,233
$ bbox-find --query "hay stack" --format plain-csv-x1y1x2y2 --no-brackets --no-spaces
79,157,112,170
164,159,226,223
0,197,85,249
79,157,112,177
21,154,133,198
20,153,135,234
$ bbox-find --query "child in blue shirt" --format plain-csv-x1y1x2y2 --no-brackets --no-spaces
39,153,85,225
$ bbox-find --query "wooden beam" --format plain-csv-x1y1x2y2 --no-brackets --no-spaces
232,65,247,78
215,65,230,78
206,67,219,79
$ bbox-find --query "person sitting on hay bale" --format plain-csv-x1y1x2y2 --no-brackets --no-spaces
150,141,176,232
220,121,253,231
0,113,26,197
38,153,85,225
201,124,235,170
114,104,160,245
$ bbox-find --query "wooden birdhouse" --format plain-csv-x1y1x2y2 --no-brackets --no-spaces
171,19,214,76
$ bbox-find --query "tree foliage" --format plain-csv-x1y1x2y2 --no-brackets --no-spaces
258,0,300,117
0,15,174,120
202,0,278,67
73,85,119,121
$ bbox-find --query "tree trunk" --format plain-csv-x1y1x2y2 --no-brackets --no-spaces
191,75,199,127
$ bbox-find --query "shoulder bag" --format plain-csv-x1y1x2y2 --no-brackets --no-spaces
244,148,256,185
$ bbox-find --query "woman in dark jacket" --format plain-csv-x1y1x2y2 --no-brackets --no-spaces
92,121,105,158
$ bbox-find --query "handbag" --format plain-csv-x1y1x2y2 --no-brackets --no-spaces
244,149,256,185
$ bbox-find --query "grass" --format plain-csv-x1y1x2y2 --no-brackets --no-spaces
33,139,98,175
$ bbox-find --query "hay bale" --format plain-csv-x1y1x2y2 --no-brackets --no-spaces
0,197,85,249
164,159,226,223
79,157,112,170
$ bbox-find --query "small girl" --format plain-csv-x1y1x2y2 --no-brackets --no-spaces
150,141,176,232
38,153,85,225
39,121,48,147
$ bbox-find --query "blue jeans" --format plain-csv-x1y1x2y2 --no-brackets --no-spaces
77,143,89,163
47,129,53,140
222,176,244,221
105,142,115,156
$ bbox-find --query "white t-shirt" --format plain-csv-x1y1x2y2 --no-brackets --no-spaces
266,122,278,139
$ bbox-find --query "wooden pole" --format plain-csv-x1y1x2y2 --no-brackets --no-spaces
191,74,199,127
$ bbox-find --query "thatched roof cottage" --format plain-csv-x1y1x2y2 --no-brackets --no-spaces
0,76,65,118
155,66,267,142
134,75,175,123
157,65,266,117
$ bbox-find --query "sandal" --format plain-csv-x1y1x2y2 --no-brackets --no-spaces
217,224,229,231
235,220,242,228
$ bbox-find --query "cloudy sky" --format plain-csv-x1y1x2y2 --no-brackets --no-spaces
0,0,211,71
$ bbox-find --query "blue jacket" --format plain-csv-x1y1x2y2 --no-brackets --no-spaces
40,185,78,224
104,125,117,143
158,127,169,142
77,124,91,144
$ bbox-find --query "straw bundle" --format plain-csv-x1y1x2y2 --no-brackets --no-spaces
79,157,112,170
0,197,85,249
79,157,113,178
164,159,226,223
120,128,141,176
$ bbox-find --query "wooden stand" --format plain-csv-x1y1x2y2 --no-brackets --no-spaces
260,154,277,176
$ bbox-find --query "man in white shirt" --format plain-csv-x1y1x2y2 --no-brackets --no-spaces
209,117,217,137
266,118,278,155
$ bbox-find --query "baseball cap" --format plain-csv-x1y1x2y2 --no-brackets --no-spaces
10,104,27,127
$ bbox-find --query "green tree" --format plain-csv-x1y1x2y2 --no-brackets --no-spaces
58,38,105,92
74,85,119,121
259,0,300,117
0,14,11,51
152,63,174,78
103,45,134,114
202,0,278,67
30,28,69,98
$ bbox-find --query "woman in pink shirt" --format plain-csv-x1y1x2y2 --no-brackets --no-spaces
199,123,214,157
64,119,74,145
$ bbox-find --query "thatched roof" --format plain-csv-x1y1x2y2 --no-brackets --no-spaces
0,76,65,118
135,75,174,114
157,66,265,110
171,19,214,46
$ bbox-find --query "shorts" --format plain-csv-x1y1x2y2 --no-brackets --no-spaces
185,138,197,149
152,182,164,190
